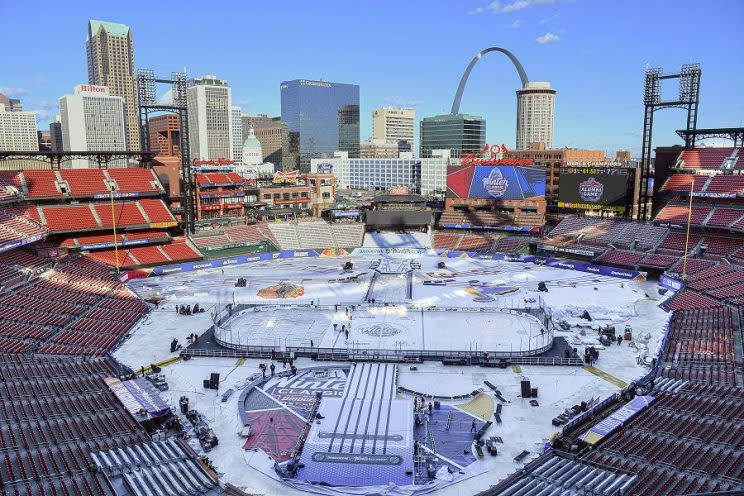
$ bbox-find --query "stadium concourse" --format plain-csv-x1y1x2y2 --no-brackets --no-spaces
0,150,740,496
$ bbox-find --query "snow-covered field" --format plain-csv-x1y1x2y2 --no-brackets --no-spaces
114,253,672,495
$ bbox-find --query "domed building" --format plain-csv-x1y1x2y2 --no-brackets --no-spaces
241,124,263,166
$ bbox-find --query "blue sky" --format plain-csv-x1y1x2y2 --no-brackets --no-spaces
1,0,742,155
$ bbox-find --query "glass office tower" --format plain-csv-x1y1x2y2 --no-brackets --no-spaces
420,113,486,158
280,79,360,171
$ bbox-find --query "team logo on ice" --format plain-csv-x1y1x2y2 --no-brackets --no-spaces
579,177,604,202
482,168,509,198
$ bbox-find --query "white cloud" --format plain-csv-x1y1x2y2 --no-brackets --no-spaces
536,32,560,44
469,0,555,15
0,86,29,98
511,19,523,28
235,98,254,110
383,96,423,108
539,13,561,24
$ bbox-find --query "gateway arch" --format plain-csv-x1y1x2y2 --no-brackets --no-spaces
450,47,529,114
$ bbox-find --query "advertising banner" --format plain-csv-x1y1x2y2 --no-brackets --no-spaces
446,165,545,200
659,274,684,292
580,395,654,445
0,234,43,254
104,377,171,419
558,167,632,212
441,223,540,233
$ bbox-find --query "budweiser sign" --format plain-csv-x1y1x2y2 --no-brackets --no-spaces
460,144,533,166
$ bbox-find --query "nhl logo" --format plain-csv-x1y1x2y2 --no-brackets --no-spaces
483,168,509,198
579,177,604,202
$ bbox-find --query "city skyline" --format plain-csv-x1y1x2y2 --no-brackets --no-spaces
1,0,743,156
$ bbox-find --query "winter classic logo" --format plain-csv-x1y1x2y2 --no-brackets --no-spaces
579,177,604,202
482,168,509,198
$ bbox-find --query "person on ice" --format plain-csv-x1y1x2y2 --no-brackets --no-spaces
471,419,477,433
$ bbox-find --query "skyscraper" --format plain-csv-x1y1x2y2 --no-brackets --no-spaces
0,93,23,112
187,75,234,161
372,107,415,152
0,102,38,151
86,20,139,150
49,116,64,151
515,82,556,150
59,84,127,166
420,113,485,158
280,79,360,171
231,106,243,164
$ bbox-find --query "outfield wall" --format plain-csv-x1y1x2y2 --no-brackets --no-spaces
119,247,646,282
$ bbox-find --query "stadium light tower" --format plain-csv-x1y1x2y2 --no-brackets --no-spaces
638,64,701,220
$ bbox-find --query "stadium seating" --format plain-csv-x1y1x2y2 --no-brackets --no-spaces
639,253,678,269
264,221,365,250
705,207,744,228
86,241,201,268
677,148,733,170
0,204,45,251
0,171,21,203
32,199,175,233
704,175,744,195
595,249,646,268
655,204,712,226
138,198,177,224
701,235,744,257
0,256,148,352
94,202,148,227
663,289,723,311
438,210,516,228
21,169,62,197
58,169,109,196
106,168,163,194
657,232,701,253
660,174,707,194
0,354,149,495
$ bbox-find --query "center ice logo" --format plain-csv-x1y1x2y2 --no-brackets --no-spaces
579,177,604,202
482,168,509,198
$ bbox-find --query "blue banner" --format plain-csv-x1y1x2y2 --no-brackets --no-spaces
434,251,644,281
0,234,43,254
580,395,654,445
659,274,684,292
148,250,321,276
441,223,540,233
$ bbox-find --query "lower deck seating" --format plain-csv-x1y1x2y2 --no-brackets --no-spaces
0,354,148,496
0,257,149,356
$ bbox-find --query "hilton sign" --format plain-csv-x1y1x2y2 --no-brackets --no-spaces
76,84,108,94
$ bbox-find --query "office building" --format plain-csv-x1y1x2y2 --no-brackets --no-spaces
280,79,360,170
310,149,450,196
50,116,64,151
86,20,139,150
0,93,23,112
0,103,38,151
515,82,556,150
372,107,415,152
148,113,181,157
420,113,485,158
509,144,608,201
231,106,242,164
360,138,400,158
241,114,289,168
187,75,234,161
59,84,126,166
